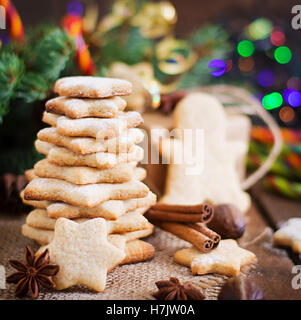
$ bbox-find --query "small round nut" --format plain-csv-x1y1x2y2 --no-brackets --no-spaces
207,203,246,239
218,277,263,300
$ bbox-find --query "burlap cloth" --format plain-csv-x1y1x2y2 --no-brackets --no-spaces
0,214,227,300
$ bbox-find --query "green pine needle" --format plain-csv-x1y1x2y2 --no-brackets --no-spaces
0,53,25,121
33,28,75,81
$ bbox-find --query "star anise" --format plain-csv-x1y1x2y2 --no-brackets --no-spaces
153,277,205,300
6,245,59,299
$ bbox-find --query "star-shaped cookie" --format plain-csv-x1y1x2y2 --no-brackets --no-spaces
274,218,301,254
174,239,256,276
46,218,126,292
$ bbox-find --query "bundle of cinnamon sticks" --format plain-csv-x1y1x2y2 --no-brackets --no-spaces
145,203,221,253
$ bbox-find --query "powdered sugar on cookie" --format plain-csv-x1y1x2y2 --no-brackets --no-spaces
54,76,132,98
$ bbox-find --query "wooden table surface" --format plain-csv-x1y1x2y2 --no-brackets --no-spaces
144,163,301,300
234,182,301,299
1,178,300,299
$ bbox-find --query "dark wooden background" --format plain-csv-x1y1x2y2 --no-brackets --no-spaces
13,0,300,35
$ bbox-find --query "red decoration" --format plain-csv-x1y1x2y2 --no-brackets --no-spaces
0,0,24,41
62,13,96,75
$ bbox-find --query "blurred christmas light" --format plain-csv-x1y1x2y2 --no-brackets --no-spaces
148,80,161,108
237,40,255,57
67,1,83,16
270,28,286,46
262,92,283,110
288,91,301,107
238,57,255,73
63,3,96,75
279,106,295,123
208,59,226,77
161,2,177,23
0,0,24,41
283,88,295,103
246,18,272,40
283,88,301,107
274,46,292,64
257,69,275,87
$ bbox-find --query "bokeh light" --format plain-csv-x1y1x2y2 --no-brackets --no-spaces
274,46,292,64
283,88,301,107
161,2,177,23
246,18,272,40
148,80,161,108
238,57,255,72
279,106,295,123
288,91,301,107
237,40,255,57
208,59,226,77
283,88,295,103
67,1,83,16
257,69,275,87
270,28,286,46
262,92,283,110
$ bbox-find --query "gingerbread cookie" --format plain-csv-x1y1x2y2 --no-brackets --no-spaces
160,92,251,213
36,128,144,154
26,208,150,233
21,220,154,246
37,239,155,272
174,239,256,276
46,96,127,119
42,111,143,139
20,190,51,209
41,218,126,291
24,169,37,182
120,239,155,265
21,190,156,220
274,218,301,254
47,144,143,169
24,178,149,207
34,159,145,184
37,127,144,155
54,76,132,98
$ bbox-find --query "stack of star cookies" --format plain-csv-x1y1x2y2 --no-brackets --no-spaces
20,77,157,284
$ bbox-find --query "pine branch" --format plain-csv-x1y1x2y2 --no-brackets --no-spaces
124,27,152,64
32,28,75,81
100,26,152,67
0,26,75,174
0,53,25,123
16,72,49,103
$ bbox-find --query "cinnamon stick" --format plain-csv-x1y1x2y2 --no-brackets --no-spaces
186,223,221,247
145,209,207,223
151,203,214,223
157,222,213,253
